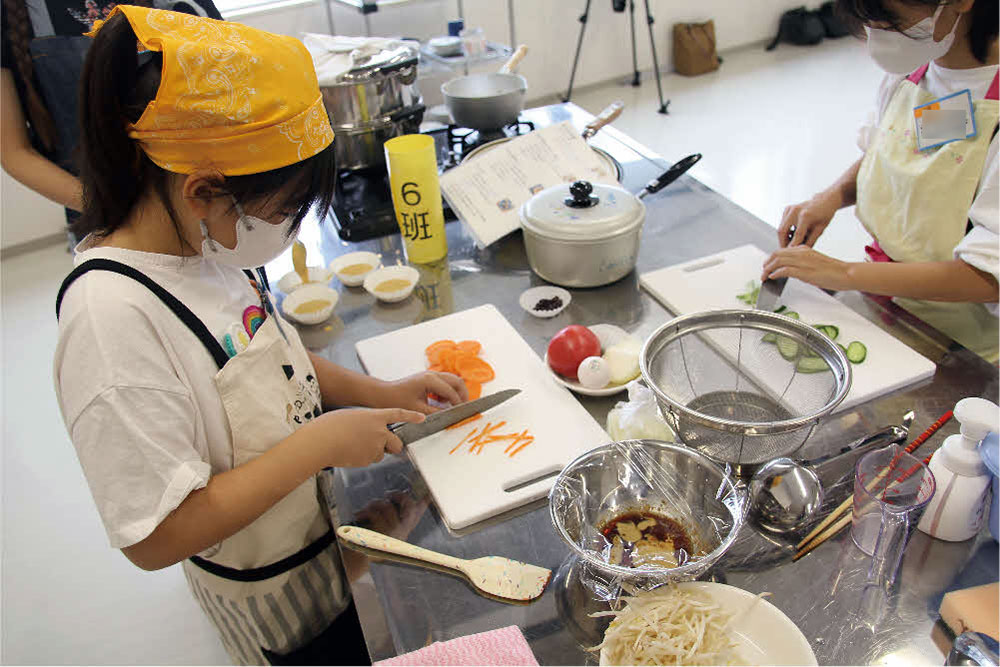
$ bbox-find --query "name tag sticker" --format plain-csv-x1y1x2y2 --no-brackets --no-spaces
913,89,977,151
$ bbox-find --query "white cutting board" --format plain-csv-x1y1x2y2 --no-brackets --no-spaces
355,304,610,530
639,244,936,413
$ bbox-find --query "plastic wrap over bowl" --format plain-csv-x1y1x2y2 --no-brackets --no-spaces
549,440,744,599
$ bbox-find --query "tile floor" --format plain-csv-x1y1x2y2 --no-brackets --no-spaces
1,37,883,664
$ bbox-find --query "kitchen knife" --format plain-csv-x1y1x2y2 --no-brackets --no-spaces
755,276,788,311
389,389,520,445
637,153,702,199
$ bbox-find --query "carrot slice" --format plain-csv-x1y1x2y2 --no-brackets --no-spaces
427,364,447,373
426,340,456,364
455,357,495,383
450,427,479,454
446,414,482,430
504,430,531,454
456,340,482,356
464,379,482,400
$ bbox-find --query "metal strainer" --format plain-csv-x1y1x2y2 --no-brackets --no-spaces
640,309,852,471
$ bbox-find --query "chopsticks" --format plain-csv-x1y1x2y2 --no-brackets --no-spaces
793,411,952,561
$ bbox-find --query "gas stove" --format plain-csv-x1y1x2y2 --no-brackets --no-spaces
329,120,536,242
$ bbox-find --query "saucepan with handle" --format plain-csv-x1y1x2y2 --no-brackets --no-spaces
442,45,528,130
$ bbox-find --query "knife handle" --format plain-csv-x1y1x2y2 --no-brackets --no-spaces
337,526,466,572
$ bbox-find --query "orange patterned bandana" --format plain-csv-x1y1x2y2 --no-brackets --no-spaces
86,6,334,175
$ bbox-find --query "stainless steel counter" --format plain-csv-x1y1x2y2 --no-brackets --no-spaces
280,103,999,665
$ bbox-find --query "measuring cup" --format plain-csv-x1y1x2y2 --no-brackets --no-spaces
851,444,936,590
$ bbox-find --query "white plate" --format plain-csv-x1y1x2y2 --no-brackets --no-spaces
363,265,419,303
600,581,817,666
519,286,571,318
277,266,334,294
330,252,382,287
545,324,636,396
281,283,339,325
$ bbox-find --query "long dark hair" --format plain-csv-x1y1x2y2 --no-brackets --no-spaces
76,12,337,245
836,0,998,64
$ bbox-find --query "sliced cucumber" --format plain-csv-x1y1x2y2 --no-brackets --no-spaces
802,344,819,358
737,281,761,305
774,305,787,314
776,336,799,361
796,356,829,373
762,332,778,344
813,324,840,340
784,311,800,320
846,341,867,364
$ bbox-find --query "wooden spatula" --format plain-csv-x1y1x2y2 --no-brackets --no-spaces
336,525,551,602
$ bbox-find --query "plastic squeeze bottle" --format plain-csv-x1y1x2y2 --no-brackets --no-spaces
917,397,999,541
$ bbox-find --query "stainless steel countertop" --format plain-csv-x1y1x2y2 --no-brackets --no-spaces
281,103,999,665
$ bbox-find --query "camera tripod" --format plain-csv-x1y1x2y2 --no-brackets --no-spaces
563,0,670,114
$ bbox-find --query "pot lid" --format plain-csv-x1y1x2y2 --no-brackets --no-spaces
520,181,644,241
339,43,419,83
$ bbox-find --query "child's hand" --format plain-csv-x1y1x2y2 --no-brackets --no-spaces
380,371,469,414
314,408,425,467
762,246,855,292
778,191,839,248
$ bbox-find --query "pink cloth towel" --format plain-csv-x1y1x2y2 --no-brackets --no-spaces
374,626,539,666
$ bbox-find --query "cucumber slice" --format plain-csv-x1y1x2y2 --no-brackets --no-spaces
776,336,799,361
813,324,839,340
802,344,819,358
796,356,829,373
838,343,849,355
784,311,800,320
737,281,761,305
774,305,787,314
846,341,867,364
762,332,778,344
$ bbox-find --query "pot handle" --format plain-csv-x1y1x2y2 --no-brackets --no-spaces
582,101,624,140
636,154,702,199
498,44,528,74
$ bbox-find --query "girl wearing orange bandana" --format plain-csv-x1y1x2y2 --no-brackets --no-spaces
51,6,467,664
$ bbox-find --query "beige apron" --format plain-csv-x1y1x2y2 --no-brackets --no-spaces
56,261,349,666
856,64,999,361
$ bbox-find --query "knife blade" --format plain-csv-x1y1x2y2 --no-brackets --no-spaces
389,389,521,445
755,276,788,311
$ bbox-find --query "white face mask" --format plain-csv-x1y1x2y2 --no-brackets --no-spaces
201,199,297,269
865,4,960,74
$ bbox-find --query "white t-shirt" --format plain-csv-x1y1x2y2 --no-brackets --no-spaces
53,239,265,549
858,62,999,289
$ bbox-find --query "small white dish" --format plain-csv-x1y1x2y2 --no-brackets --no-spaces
281,283,339,325
363,265,419,303
545,324,637,396
428,36,463,56
599,581,817,666
519,286,571,318
330,252,381,287
277,266,334,294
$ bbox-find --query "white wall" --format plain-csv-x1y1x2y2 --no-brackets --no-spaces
1,0,805,251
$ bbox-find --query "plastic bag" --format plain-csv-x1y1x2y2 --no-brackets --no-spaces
607,381,676,442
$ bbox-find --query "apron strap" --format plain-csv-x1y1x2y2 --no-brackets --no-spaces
189,529,336,582
56,258,230,370
907,64,930,84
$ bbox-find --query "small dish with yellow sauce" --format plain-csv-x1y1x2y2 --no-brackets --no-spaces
281,283,340,325
329,251,382,287
363,265,419,303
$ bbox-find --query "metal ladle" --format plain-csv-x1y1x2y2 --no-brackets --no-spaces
748,413,914,534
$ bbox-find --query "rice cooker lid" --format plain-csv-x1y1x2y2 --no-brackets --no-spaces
520,180,644,242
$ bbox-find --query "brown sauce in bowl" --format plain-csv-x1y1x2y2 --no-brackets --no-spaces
599,510,698,569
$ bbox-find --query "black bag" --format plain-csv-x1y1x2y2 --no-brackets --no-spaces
818,1,851,38
766,6,826,51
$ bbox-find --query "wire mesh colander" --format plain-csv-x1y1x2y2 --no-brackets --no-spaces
640,309,852,470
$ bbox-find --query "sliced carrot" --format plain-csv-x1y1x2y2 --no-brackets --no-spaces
509,437,534,457
450,427,479,454
456,340,482,356
455,356,495,383
446,414,482,430
427,364,447,373
503,430,531,454
426,340,456,364
464,379,482,400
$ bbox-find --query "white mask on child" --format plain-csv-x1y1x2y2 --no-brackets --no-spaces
201,199,297,269
865,4,959,74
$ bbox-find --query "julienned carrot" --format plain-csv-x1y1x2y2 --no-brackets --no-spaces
503,430,531,454
509,437,534,457
446,414,482,430
469,421,507,454
450,427,479,454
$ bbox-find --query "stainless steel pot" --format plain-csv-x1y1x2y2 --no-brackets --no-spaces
519,180,645,288
320,44,423,170
442,45,527,130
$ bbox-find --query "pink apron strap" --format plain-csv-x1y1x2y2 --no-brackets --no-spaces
986,70,999,101
907,64,930,84
865,240,894,263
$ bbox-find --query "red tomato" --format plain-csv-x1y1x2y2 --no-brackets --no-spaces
547,325,601,380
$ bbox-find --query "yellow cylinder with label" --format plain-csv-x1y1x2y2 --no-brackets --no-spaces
384,135,448,263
